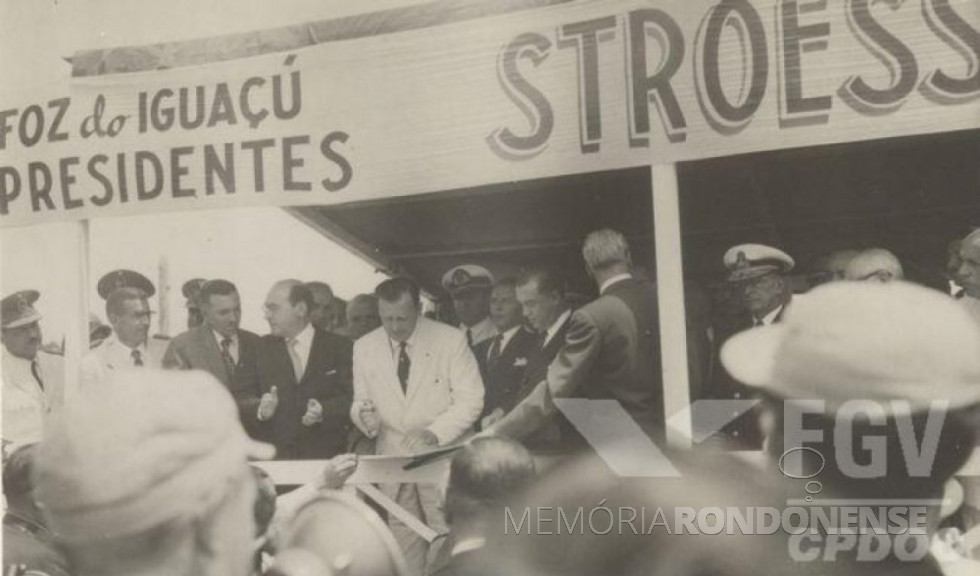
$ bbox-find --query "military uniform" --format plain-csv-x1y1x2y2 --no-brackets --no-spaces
441,264,497,348
79,335,168,390
712,244,796,448
1,291,63,448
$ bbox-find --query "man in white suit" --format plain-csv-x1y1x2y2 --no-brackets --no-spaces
350,277,484,576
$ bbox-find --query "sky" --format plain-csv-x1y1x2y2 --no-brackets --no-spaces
0,0,424,340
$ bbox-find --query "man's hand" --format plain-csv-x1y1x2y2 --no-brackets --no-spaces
402,429,438,453
257,386,278,421
301,398,323,427
317,453,358,490
481,408,505,430
358,400,380,438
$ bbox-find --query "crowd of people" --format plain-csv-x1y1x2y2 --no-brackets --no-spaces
3,227,980,575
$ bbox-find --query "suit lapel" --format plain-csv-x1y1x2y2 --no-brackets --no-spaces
378,332,406,404
404,322,428,405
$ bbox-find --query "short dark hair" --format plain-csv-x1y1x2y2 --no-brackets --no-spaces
198,279,237,307
305,281,334,299
288,283,315,313
2,444,36,499
375,277,421,306
517,268,565,299
105,287,147,317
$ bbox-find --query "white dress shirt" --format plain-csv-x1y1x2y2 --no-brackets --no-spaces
289,323,315,376
487,325,522,360
460,316,496,347
2,348,49,446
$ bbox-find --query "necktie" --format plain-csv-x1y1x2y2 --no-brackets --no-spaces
466,328,474,348
30,360,44,391
131,348,143,367
220,337,236,378
287,338,304,381
488,334,503,364
397,341,411,394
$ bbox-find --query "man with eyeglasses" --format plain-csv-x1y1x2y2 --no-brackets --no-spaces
81,269,168,390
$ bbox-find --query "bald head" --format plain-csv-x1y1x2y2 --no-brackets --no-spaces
816,249,861,282
263,279,313,338
844,248,904,283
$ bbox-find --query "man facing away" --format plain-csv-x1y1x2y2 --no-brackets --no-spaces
484,229,664,445
254,280,353,460
163,279,264,437
351,277,484,576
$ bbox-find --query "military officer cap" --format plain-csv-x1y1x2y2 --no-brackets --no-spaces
724,244,795,282
441,264,494,295
97,269,155,300
181,278,207,309
1,290,42,329
33,370,274,543
721,281,980,411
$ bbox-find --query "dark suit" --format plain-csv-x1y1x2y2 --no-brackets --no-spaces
710,302,790,449
254,327,354,460
490,276,664,445
162,326,263,436
472,326,537,421
506,312,573,452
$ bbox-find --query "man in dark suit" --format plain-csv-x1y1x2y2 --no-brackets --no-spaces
485,229,664,445
713,243,797,449
472,278,537,428
163,279,264,435
482,268,573,451
255,279,353,460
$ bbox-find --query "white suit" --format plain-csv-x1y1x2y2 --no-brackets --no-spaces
350,317,483,575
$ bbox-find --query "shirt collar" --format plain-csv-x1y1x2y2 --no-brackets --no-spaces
451,536,486,557
544,309,572,347
291,322,315,347
389,318,423,352
111,335,146,354
497,325,521,349
599,273,632,295
212,329,237,345
463,316,495,337
757,304,784,326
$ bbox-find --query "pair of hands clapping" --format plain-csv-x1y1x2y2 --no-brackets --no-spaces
257,386,323,426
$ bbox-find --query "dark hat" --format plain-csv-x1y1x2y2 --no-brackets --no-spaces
1,290,42,329
97,269,155,300
441,264,494,295
181,278,208,309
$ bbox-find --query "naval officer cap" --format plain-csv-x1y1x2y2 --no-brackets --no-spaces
97,269,156,300
1,290,42,329
721,281,980,412
442,264,494,295
724,244,795,282
33,370,274,543
181,278,208,309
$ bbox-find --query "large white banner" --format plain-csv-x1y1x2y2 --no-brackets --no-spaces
1,0,977,227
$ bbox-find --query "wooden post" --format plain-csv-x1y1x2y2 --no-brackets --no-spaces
651,164,692,449
62,220,91,405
